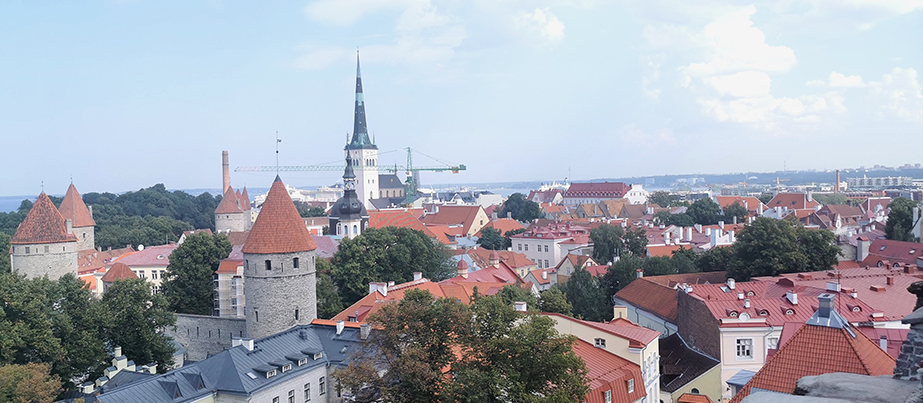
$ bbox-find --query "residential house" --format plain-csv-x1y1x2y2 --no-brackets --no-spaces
114,243,179,294
369,209,452,245
459,247,536,279
477,218,525,238
100,263,139,294
303,217,328,236
545,312,661,403
564,182,648,206
727,294,894,403
804,204,864,235
573,339,647,403
421,205,490,238
527,188,564,204
659,333,721,403
553,253,597,284
510,221,591,271
857,238,923,269
524,268,553,291
613,272,727,337
761,193,820,220
714,196,765,218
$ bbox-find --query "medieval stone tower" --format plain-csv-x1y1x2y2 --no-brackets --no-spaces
215,185,251,232
346,51,379,210
242,175,318,339
329,157,370,239
10,193,78,279
58,183,95,251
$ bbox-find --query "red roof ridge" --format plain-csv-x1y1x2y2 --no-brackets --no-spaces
215,186,243,214
101,262,138,282
242,179,317,254
58,184,95,227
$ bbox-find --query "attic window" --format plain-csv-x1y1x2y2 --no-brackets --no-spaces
880,245,887,251
594,338,606,348
759,310,769,316
729,311,738,318
746,291,754,297
911,250,917,254
314,352,323,360
266,369,277,378
298,358,308,366
281,364,292,373
852,306,861,312
785,309,795,315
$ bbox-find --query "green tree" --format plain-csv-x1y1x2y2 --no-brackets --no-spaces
622,226,649,257
294,202,326,218
722,201,749,224
0,363,61,403
647,190,678,207
886,197,919,242
757,193,773,205
161,232,232,315
502,228,527,249
727,217,839,281
49,275,109,386
601,255,642,296
687,197,723,225
812,193,849,206
696,246,733,272
590,224,624,264
538,287,573,315
561,266,611,322
0,233,10,273
478,227,506,250
335,289,470,403
497,193,543,222
496,285,537,309
671,246,699,274
331,227,456,306
448,295,588,403
101,279,176,368
315,258,343,320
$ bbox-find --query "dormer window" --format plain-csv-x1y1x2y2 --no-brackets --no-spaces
266,370,277,378
298,358,308,366
785,309,794,315
746,291,755,297
281,364,292,373
729,311,738,317
759,310,769,316
314,352,323,360
594,338,606,348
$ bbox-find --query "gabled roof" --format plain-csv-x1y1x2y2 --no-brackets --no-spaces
860,238,923,268
311,235,340,260
78,246,134,272
101,262,138,282
728,312,895,403
619,204,647,219
466,247,535,270
378,174,404,189
766,193,820,210
714,196,764,214
114,244,178,267
527,189,563,203
58,183,95,227
564,182,630,198
659,333,719,393
477,218,525,237
573,339,646,403
242,178,317,254
215,186,243,214
598,199,629,219
11,193,78,245
614,272,727,322
240,187,251,211
585,264,608,277
420,205,485,235
554,254,595,271
369,210,448,244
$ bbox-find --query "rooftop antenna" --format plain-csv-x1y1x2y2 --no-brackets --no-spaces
275,130,281,176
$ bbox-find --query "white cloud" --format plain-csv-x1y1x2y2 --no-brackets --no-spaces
304,0,422,26
870,67,923,121
513,8,566,45
708,71,772,98
621,124,677,148
640,55,662,100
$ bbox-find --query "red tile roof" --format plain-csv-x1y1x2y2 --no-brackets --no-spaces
728,320,895,403
11,193,78,245
527,189,563,203
242,178,317,254
860,238,923,268
529,269,551,285
217,259,242,274
858,326,909,359
240,187,251,211
466,247,535,270
448,262,522,284
766,193,820,210
585,264,608,277
564,182,630,199
677,393,714,403
215,186,243,214
58,184,95,227
225,231,249,246
77,247,134,272
572,339,646,403
369,210,449,244
647,244,684,257
714,196,764,214
580,316,659,348
420,205,485,235
101,262,138,282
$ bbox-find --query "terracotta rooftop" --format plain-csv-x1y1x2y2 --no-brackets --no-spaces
728,315,895,403
369,210,449,244
647,244,684,258
115,244,177,267
242,177,317,254
240,187,251,211
677,393,714,403
572,338,647,403
420,205,485,235
614,272,727,323
714,196,764,214
577,316,660,348
58,183,95,227
466,247,535,270
860,238,923,268
215,186,243,214
11,193,78,245
101,262,138,282
766,192,820,211
77,247,134,272
225,231,249,246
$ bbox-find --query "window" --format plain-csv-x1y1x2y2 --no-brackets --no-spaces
266,369,277,378
25,247,29,254
544,260,549,268
604,390,612,403
627,378,635,393
298,358,308,366
44,245,49,253
767,337,779,350
594,338,606,348
152,271,158,280
524,244,528,251
288,390,295,403
319,377,326,395
295,309,299,320
544,245,549,252
293,258,299,268
282,364,292,373
518,244,522,251
265,260,272,270
272,397,279,403
736,338,753,359
304,383,311,401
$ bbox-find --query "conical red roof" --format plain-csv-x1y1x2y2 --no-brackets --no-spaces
241,187,251,211
11,193,78,245
101,262,138,282
58,183,95,227
242,178,316,254
215,186,242,214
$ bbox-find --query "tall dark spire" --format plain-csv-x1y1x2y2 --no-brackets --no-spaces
348,51,376,150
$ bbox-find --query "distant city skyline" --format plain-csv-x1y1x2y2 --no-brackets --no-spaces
1,1,921,197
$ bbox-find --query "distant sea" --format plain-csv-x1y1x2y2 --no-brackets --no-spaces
1,195,32,213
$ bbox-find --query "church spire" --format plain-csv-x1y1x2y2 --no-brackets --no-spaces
348,51,375,149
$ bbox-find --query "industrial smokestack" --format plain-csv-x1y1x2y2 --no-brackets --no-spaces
835,170,841,194
222,151,230,194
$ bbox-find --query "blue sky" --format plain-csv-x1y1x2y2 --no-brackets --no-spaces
1,1,921,197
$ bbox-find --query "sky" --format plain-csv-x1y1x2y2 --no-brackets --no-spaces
1,1,921,197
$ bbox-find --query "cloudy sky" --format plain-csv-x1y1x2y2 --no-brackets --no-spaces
1,1,921,196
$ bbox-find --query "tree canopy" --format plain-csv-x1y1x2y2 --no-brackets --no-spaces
0,363,61,403
647,191,680,207
477,227,506,250
722,201,749,224
559,266,611,322
497,193,543,222
315,258,344,320
330,227,457,306
686,197,723,225
885,197,919,242
590,224,648,265
726,217,839,281
101,279,176,368
162,232,232,315
335,289,588,403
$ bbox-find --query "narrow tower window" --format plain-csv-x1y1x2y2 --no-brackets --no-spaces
265,260,272,270
293,258,299,269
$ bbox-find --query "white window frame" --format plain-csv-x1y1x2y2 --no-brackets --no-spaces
604,390,612,403
627,378,634,393
736,338,753,360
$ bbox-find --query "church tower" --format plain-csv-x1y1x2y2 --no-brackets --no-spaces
58,183,95,251
329,157,370,239
242,175,318,339
345,51,379,209
10,193,78,279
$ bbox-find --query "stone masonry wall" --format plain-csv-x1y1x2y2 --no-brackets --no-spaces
71,226,95,252
244,250,317,340
216,212,248,233
10,241,77,280
677,289,722,360
895,307,923,379
166,313,246,362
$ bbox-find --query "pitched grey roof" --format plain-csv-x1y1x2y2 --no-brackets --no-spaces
97,324,366,403
378,174,404,189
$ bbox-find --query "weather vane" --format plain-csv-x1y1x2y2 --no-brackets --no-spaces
275,130,282,176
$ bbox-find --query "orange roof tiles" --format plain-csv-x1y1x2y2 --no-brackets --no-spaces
420,205,485,235
615,272,727,322
564,182,630,199
529,269,551,285
585,264,608,277
728,320,895,403
369,210,450,244
11,193,78,245
766,193,820,210
466,247,535,270
677,393,714,403
101,262,138,282
58,184,95,227
477,218,525,237
573,339,646,403
215,186,243,214
242,178,317,254
240,187,251,211
647,244,683,257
